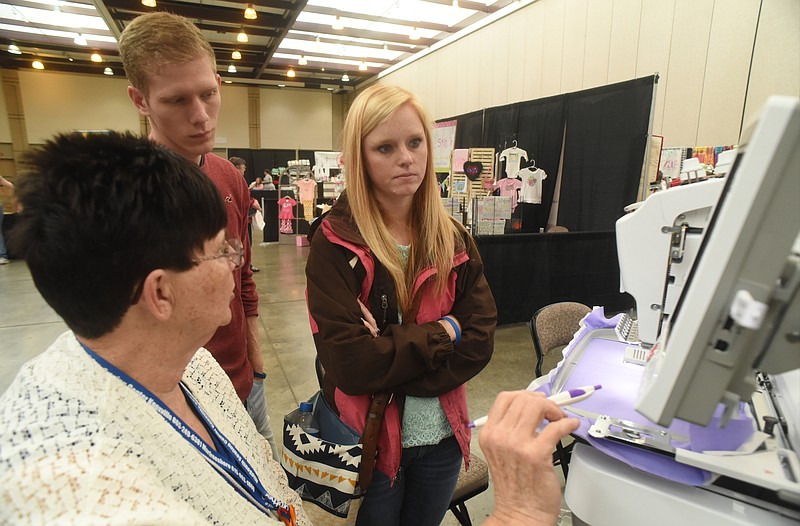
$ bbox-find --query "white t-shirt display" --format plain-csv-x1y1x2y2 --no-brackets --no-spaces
499,147,528,179
518,167,548,204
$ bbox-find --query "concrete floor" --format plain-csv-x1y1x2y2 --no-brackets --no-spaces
0,234,572,526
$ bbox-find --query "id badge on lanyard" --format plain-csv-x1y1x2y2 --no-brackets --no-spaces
80,341,297,525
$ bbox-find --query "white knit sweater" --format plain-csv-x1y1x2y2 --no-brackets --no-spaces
0,332,309,525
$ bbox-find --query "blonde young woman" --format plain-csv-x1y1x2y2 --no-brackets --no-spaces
305,85,497,526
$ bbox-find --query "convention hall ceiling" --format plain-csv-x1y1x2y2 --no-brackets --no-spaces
0,0,515,92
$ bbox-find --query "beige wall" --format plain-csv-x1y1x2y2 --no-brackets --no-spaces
1,0,797,152
260,88,334,150
0,71,335,151
19,71,139,143
380,0,799,148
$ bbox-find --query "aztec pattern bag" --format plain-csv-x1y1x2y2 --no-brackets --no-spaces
281,391,363,526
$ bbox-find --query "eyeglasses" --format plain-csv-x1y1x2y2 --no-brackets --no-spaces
192,238,244,269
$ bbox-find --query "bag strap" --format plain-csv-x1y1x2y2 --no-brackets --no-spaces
358,391,391,492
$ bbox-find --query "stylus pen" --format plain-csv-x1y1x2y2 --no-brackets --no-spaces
467,384,602,429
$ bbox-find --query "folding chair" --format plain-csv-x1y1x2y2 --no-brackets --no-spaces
529,301,591,478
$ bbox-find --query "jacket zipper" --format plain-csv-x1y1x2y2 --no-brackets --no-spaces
380,293,389,330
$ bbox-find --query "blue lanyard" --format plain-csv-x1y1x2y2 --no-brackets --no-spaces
80,342,289,519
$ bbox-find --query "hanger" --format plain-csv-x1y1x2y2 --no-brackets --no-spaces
512,139,518,148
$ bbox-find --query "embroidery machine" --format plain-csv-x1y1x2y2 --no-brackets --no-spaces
561,96,800,525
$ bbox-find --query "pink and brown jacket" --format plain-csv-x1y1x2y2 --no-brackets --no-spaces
305,192,496,481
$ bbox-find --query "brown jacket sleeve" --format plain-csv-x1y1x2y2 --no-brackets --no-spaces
306,228,496,398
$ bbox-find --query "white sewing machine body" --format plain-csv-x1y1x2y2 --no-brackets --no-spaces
616,178,725,347
564,96,800,525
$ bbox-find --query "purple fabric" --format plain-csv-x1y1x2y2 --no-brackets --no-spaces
538,307,756,487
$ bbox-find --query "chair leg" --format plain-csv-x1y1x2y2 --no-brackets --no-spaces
449,501,473,526
556,441,570,479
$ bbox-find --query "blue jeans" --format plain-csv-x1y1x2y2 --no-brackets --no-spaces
356,435,462,526
246,378,279,460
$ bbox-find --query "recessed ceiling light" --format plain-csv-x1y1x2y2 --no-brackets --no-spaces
244,4,257,20
278,84,285,88
232,50,242,60
90,53,103,63
8,44,21,55
32,60,44,70
223,80,232,84
103,67,113,76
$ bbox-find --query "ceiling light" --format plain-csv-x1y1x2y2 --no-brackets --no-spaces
8,44,21,55
103,67,113,75
453,0,459,6
223,80,232,84
90,53,103,62
278,84,285,88
409,27,420,41
321,67,325,72
73,33,87,46
327,87,334,91
32,60,44,70
298,55,307,66
383,43,388,51
237,30,249,43
141,0,157,7
315,36,321,44
341,73,349,82
287,69,296,78
358,61,367,71
332,15,344,30
228,64,237,73
232,50,242,60
68,57,73,62
244,4,257,20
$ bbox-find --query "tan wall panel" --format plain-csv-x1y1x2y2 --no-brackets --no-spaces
0,72,11,143
506,12,527,103
561,0,589,93
697,0,761,146
260,88,333,150
491,17,512,106
477,29,496,109
521,1,546,101
636,0,675,136
583,0,614,89
19,71,138,144
661,0,715,146
743,0,800,133
607,0,642,84
217,84,251,149
541,0,566,97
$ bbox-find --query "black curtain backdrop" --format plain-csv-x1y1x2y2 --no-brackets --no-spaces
482,102,520,152
227,148,316,186
557,76,655,231
476,232,634,325
514,96,565,232
440,76,655,233
454,110,484,149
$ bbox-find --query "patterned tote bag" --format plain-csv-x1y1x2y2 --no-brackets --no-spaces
281,391,363,526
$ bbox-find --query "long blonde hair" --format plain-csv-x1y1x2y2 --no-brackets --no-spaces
342,84,462,317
